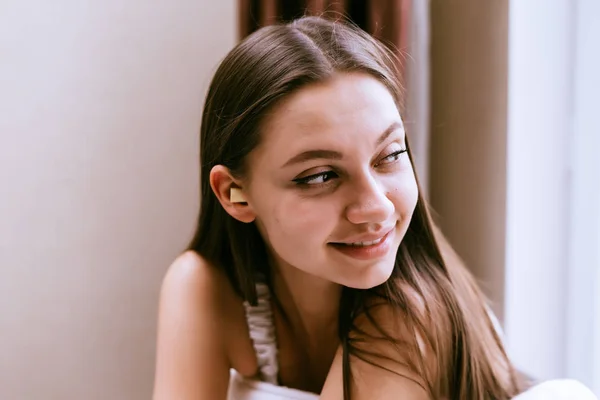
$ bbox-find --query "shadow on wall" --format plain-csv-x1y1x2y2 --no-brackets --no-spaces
0,1,237,399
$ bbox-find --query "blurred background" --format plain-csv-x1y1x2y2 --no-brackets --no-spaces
1,0,598,398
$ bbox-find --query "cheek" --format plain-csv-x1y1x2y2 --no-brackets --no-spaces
252,188,338,250
256,196,339,273
389,171,419,217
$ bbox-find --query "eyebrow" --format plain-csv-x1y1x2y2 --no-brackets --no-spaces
282,121,404,167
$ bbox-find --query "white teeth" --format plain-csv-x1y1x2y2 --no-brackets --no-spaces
348,237,384,247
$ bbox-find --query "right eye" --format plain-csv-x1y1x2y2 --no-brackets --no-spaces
293,171,338,186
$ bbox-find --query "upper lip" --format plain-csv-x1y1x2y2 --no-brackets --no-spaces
331,226,395,244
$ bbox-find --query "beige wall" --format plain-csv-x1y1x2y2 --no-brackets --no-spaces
0,1,236,399
429,1,509,320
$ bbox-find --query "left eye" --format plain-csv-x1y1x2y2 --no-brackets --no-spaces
379,149,407,165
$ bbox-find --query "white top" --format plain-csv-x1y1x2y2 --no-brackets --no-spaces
227,282,319,400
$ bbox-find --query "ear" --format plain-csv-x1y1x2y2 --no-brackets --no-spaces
209,165,256,223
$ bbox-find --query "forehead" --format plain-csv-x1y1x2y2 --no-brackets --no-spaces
252,73,402,164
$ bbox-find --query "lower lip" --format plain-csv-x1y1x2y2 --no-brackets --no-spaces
329,229,394,261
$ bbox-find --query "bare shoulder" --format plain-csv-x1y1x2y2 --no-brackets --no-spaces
320,292,432,400
158,251,231,334
160,250,231,307
153,251,255,400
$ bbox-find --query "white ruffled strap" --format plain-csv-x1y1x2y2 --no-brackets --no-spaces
243,282,279,385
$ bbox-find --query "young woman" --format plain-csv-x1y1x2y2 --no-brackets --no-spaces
153,16,597,400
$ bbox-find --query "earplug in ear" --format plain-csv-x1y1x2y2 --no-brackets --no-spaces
230,187,247,203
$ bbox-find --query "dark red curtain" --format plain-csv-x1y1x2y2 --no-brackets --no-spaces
238,0,411,88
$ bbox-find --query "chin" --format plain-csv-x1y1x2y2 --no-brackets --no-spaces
344,260,395,289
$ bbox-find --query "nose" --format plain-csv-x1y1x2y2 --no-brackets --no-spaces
345,172,395,226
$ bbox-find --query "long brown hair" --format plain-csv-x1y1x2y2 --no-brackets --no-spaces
189,15,522,399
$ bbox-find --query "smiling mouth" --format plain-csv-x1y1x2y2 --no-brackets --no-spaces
339,236,386,247
331,225,396,247
328,229,395,260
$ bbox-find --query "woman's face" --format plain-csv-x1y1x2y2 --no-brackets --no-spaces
244,73,418,289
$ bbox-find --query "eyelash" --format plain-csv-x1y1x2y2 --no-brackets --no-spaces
293,148,408,187
378,148,408,165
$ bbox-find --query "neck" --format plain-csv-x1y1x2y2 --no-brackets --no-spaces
270,260,342,345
